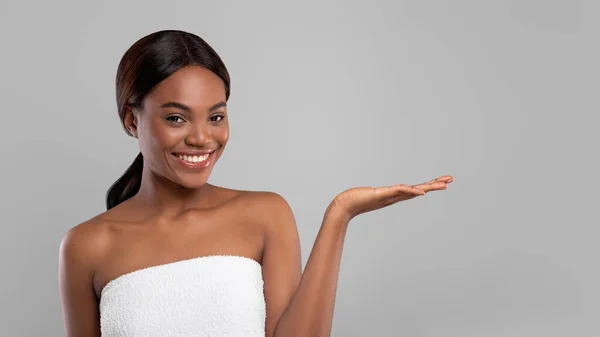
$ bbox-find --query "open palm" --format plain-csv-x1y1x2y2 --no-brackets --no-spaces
332,175,454,220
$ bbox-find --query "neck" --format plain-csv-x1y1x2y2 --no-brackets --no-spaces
130,164,214,219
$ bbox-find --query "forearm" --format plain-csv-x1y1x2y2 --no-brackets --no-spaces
274,204,350,337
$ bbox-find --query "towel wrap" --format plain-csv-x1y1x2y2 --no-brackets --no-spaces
99,255,266,336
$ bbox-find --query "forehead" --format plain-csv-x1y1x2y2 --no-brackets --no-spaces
144,66,226,108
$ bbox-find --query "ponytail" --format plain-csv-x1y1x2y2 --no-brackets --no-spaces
106,152,143,210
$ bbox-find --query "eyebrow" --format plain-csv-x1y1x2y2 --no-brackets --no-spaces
160,101,227,112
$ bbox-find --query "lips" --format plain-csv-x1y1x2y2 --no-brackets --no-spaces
171,149,217,168
174,152,210,163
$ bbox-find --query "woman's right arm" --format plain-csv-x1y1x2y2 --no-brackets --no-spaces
58,223,103,337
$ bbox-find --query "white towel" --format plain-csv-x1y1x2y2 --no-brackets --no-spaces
99,255,266,337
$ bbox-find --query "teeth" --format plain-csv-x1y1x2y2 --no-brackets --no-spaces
176,153,210,163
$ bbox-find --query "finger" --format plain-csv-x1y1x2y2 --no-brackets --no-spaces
413,181,447,192
427,176,453,184
375,184,424,199
393,184,426,196
436,175,454,183
415,175,454,191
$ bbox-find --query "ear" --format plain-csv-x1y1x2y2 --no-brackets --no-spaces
123,105,139,138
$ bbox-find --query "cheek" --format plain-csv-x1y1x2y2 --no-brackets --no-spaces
210,121,229,144
144,118,184,150
216,126,229,144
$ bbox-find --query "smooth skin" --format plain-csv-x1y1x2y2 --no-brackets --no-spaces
58,66,453,337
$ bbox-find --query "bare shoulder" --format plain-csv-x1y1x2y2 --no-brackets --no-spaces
226,188,291,212
211,185,290,211
59,212,114,271
230,189,297,233
58,211,119,336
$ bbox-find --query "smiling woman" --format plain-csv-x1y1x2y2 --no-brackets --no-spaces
106,32,231,210
58,29,453,337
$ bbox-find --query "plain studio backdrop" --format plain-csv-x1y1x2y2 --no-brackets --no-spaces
1,0,598,336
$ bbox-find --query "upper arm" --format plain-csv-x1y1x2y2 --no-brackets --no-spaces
258,192,303,337
58,224,103,337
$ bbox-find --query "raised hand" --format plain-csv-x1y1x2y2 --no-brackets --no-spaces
330,175,454,221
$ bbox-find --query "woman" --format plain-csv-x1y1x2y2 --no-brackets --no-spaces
58,29,453,337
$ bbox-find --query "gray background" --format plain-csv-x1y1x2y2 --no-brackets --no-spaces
1,0,598,336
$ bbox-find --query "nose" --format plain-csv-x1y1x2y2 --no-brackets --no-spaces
185,122,212,147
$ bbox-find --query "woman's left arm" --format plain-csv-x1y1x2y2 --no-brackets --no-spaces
261,175,453,337
260,192,348,337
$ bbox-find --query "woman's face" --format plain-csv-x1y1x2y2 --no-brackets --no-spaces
125,66,229,189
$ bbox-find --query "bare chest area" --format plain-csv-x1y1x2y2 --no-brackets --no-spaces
93,211,264,297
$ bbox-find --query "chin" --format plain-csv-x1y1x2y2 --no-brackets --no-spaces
181,180,210,189
171,173,211,189
175,172,210,189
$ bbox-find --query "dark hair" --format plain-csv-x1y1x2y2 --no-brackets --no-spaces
105,30,231,210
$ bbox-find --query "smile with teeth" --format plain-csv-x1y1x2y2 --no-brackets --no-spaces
174,153,210,164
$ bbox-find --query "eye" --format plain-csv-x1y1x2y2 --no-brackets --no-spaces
209,114,225,122
165,115,185,124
